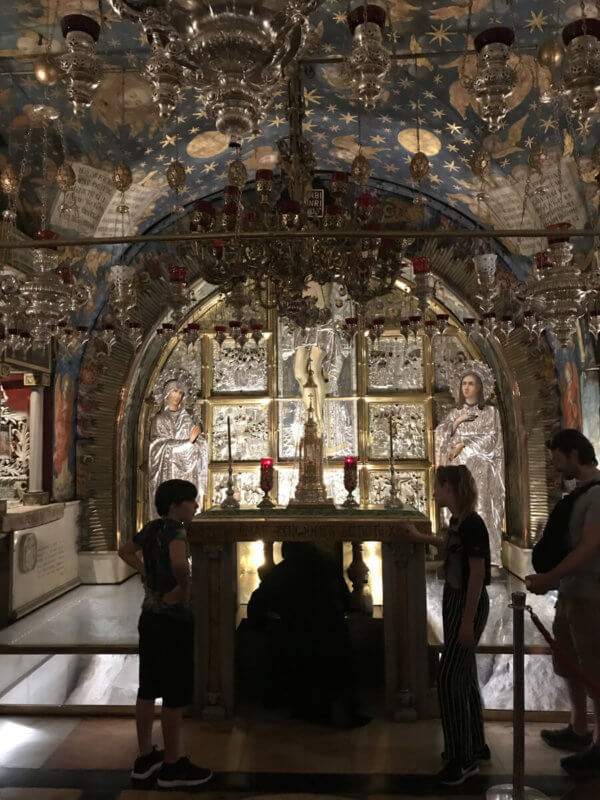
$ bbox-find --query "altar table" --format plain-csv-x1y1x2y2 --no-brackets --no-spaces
187,507,431,721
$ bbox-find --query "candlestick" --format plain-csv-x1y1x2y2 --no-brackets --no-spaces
258,457,275,509
221,415,240,510
385,416,403,509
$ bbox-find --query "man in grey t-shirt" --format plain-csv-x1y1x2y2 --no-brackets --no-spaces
527,430,600,778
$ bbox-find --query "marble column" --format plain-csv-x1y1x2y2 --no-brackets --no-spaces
25,386,48,505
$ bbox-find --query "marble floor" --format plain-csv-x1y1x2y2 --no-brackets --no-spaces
0,580,142,650
0,715,596,799
1,571,565,711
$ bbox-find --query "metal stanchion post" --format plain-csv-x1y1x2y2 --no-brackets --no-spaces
486,592,549,800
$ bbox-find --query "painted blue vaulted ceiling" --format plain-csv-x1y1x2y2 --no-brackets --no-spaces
0,0,598,277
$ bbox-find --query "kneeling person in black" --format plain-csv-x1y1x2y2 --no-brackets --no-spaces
118,479,212,789
247,541,369,727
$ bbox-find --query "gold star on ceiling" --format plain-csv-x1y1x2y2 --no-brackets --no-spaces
447,122,462,134
428,22,454,46
161,134,176,148
541,116,557,133
525,11,548,33
202,162,217,174
268,116,286,128
341,112,357,124
444,160,459,173
371,134,386,145
304,89,322,105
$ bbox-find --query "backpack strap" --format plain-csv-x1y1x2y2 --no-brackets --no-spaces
567,480,600,503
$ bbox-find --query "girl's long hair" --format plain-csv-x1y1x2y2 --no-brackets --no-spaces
436,464,478,516
456,372,486,410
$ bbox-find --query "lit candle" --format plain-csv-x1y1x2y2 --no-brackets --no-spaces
227,416,232,462
389,416,394,463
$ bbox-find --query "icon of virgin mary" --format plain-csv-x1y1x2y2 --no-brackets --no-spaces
434,360,505,567
147,369,208,516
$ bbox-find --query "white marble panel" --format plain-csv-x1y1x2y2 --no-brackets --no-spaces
11,501,80,614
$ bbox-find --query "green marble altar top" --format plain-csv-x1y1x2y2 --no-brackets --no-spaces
200,506,427,519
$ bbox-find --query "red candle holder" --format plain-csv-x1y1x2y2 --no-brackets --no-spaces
56,265,74,284
258,457,275,509
168,264,187,283
343,457,359,508
214,324,227,347
412,256,431,274
190,200,215,231
546,222,571,244
330,171,349,199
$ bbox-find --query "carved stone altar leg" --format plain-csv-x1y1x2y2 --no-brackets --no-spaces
382,540,428,720
346,542,373,616
191,541,236,719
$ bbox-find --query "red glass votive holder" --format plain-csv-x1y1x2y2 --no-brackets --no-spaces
412,256,431,274
343,457,359,508
258,457,275,509
56,266,74,284
546,222,571,244
168,264,187,283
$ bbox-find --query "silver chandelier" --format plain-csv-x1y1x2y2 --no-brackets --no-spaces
108,0,323,143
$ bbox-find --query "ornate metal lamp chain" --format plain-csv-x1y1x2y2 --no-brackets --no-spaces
460,0,474,89
40,123,50,232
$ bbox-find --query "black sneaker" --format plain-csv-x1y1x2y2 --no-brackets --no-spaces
131,746,164,780
561,743,600,777
441,744,491,762
437,759,479,785
156,756,213,788
541,725,593,752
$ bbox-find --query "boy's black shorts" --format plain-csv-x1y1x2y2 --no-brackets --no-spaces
138,610,194,708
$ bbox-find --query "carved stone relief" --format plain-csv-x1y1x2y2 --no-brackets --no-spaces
368,403,427,460
368,469,427,514
212,339,267,394
211,406,269,461
368,336,424,392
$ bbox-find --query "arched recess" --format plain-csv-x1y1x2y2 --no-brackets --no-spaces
76,234,559,552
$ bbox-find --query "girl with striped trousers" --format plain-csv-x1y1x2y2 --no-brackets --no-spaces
401,464,491,785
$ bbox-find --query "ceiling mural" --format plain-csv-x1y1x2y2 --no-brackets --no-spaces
0,0,597,270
